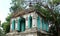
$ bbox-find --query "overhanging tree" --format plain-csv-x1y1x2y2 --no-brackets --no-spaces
10,0,27,12
35,0,60,36
2,13,12,34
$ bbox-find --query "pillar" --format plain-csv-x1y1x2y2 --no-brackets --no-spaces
15,19,18,31
32,13,37,28
25,17,29,30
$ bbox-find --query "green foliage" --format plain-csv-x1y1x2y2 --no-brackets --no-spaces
0,29,5,36
2,22,10,33
35,3,53,21
2,13,11,34
35,0,60,36
6,13,12,22
53,0,60,4
10,0,26,12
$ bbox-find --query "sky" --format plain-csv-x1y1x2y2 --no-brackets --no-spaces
0,0,11,24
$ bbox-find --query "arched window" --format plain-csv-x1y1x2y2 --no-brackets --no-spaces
12,20,15,31
28,16,32,28
37,16,40,30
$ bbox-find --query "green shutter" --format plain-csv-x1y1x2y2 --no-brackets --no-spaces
21,18,25,32
12,20,15,31
44,21,46,30
44,21,46,31
46,22,49,31
17,18,21,31
37,16,40,30
21,22,25,32
28,16,32,28
42,18,44,30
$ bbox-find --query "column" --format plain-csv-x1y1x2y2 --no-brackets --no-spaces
10,23,12,32
10,19,12,32
32,13,37,28
15,19,18,31
25,17,28,30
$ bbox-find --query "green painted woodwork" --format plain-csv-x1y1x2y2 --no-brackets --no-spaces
42,18,45,30
28,16,32,28
37,16,40,30
12,20,15,31
17,18,21,31
44,21,46,30
42,19,49,31
21,22,25,32
46,22,49,31
21,18,25,32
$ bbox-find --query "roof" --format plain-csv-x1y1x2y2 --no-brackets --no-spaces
11,8,46,18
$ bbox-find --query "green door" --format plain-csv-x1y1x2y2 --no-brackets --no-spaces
37,16,40,30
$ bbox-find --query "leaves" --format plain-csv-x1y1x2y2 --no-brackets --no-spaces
35,0,60,36
0,29,5,36
10,0,26,12
2,13,11,34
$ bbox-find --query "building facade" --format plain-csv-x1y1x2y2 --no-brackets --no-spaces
7,8,49,36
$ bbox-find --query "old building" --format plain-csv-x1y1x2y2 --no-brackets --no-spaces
7,8,49,36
